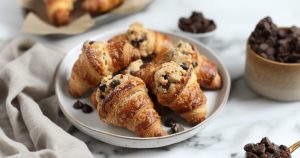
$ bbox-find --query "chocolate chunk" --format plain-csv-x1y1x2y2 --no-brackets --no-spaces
259,43,269,51
180,62,189,70
244,144,254,152
163,74,169,80
110,80,121,88
164,118,176,127
73,100,84,109
131,40,140,48
98,83,107,92
89,41,95,45
100,94,105,99
245,152,259,158
162,82,171,91
170,123,184,134
82,104,93,113
131,34,147,48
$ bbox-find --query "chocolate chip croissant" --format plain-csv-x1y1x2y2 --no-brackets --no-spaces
91,74,166,137
154,41,222,90
110,22,173,57
81,0,123,14
68,40,140,97
133,61,207,125
45,0,74,26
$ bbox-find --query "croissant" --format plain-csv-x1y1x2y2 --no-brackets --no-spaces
82,0,123,14
154,41,222,90
68,40,140,97
110,23,173,57
45,0,74,26
133,61,207,125
92,74,166,137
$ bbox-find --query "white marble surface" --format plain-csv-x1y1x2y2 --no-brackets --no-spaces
1,0,300,157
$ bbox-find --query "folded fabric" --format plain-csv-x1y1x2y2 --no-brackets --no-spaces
0,37,93,158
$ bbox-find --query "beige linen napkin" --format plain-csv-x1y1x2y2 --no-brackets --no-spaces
0,37,93,158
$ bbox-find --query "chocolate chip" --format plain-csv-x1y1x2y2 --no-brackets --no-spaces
261,137,272,147
163,74,169,80
192,61,198,67
180,62,189,70
266,48,275,55
131,40,140,48
170,123,184,134
259,43,269,51
181,50,187,55
82,104,93,113
73,100,84,109
110,80,121,88
139,34,147,42
89,41,95,45
100,94,105,99
164,118,176,127
131,35,147,48
98,83,106,92
244,144,254,152
162,82,171,91
177,43,182,47
252,144,265,155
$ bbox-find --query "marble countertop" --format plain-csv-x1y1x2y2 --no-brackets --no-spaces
1,0,300,157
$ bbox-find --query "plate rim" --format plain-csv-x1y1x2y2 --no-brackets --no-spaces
55,28,231,141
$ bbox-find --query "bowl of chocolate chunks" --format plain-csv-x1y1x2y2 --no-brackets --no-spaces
245,17,300,101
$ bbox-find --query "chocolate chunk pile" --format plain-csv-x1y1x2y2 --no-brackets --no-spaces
249,16,300,63
244,137,291,158
179,11,216,33
73,100,93,113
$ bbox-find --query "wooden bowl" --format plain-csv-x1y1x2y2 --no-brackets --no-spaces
245,44,300,101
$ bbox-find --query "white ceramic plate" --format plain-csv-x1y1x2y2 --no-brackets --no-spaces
55,29,231,148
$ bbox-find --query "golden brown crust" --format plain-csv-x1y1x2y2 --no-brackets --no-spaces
68,40,141,97
152,41,222,90
45,0,74,26
133,61,207,125
82,0,123,14
108,40,140,72
195,54,222,89
93,74,166,137
90,90,97,108
126,23,173,57
132,62,157,87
